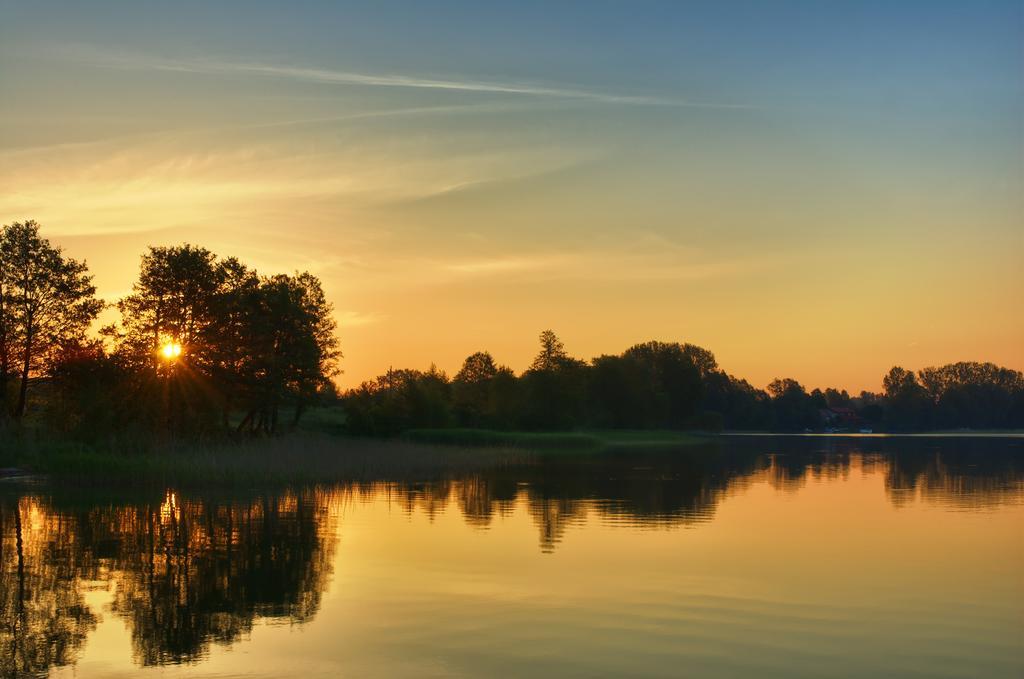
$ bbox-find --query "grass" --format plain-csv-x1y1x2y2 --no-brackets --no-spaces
0,419,707,488
405,428,707,452
0,430,525,488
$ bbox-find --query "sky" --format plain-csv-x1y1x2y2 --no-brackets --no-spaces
1,0,1021,393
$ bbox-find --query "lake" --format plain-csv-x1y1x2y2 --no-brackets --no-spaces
2,436,1022,678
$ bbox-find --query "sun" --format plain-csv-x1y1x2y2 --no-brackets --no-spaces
160,342,183,360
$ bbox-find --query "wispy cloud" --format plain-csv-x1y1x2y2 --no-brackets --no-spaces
58,44,759,110
0,117,590,237
337,310,387,328
443,255,570,275
0,101,548,160
423,249,777,285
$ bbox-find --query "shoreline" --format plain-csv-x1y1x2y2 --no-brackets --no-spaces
720,431,1024,439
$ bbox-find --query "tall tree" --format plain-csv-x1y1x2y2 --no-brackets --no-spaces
766,378,819,431
521,331,588,429
0,221,103,419
112,246,340,435
529,330,569,372
453,351,513,427
681,343,718,378
240,272,339,432
0,240,11,419
621,341,703,428
882,366,931,431
115,245,226,371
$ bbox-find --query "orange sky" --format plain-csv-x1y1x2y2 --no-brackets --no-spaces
2,3,1022,393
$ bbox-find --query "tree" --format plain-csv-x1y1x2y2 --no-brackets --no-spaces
453,351,506,426
881,366,931,431
110,245,340,436
0,240,11,418
0,221,103,419
766,378,819,431
115,245,226,371
343,366,452,435
681,343,718,379
521,331,587,429
530,330,569,372
236,272,340,433
916,362,1023,429
883,366,917,397
111,245,231,434
203,258,262,428
824,388,852,409
456,351,500,384
700,371,771,430
45,339,128,440
621,341,703,428
588,354,651,428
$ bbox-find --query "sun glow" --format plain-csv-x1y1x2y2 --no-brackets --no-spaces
160,342,183,360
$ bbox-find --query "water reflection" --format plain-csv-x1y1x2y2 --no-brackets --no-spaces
1,498,98,677
107,490,336,665
1,489,337,675
1,438,1021,674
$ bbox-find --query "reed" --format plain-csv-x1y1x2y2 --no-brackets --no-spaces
0,431,524,487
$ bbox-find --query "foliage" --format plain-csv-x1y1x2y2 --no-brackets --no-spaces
452,351,520,428
102,245,339,436
519,331,589,430
5,221,1023,442
1,223,340,441
0,221,103,420
344,335,1024,435
342,366,453,436
103,248,337,436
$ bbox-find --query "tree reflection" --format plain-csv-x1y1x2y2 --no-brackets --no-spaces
1,489,336,671
376,438,1024,551
882,442,1024,509
0,497,98,677
104,490,336,665
1,437,1021,674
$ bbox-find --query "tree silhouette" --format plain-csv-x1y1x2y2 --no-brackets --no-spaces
529,330,568,372
104,245,340,435
116,245,225,372
521,331,588,429
882,366,931,431
344,366,453,435
622,341,703,427
452,351,517,427
766,378,819,431
0,221,103,419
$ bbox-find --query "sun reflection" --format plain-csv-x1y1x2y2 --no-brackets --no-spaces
159,491,179,524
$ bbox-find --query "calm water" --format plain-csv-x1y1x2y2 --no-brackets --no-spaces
2,437,1022,678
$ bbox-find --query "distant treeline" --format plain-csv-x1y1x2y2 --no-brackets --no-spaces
0,221,338,440
2,220,1021,442
344,330,1024,435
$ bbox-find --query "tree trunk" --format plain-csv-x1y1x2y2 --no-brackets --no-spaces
292,399,306,428
222,397,231,433
236,408,256,435
0,346,8,421
0,280,8,421
14,327,31,419
0,323,8,420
